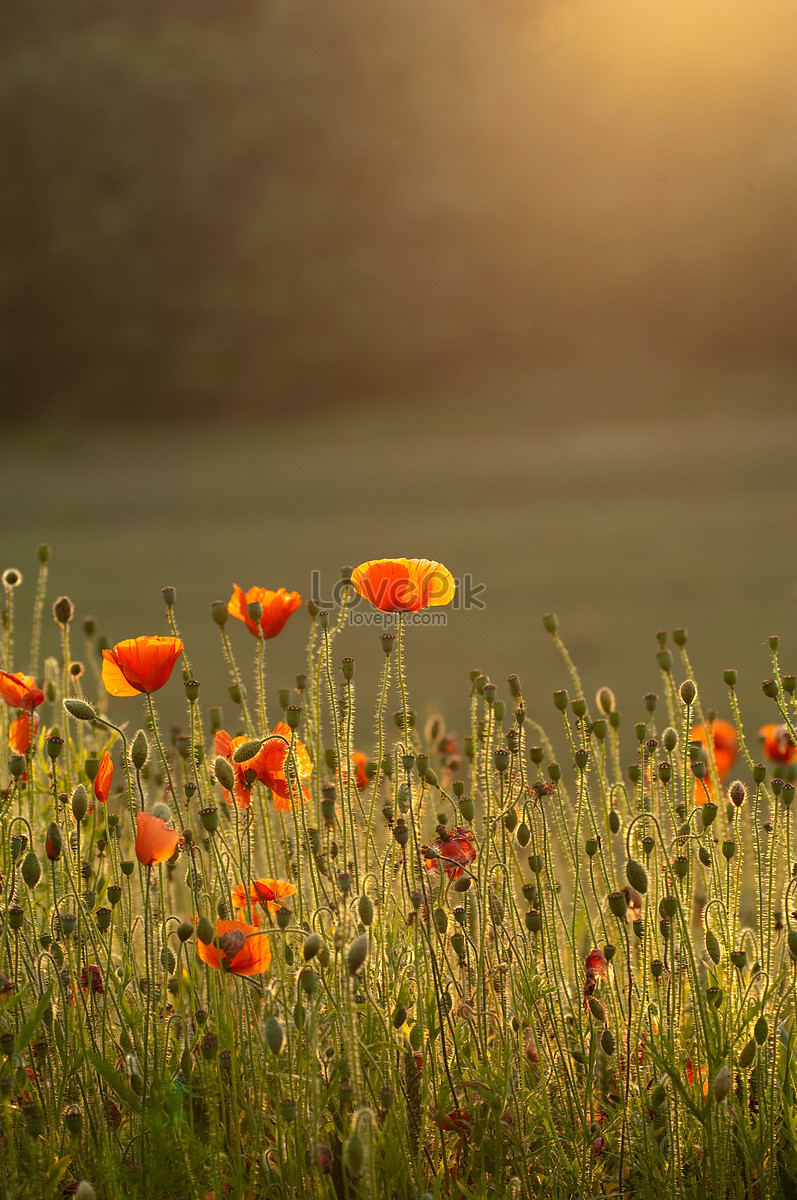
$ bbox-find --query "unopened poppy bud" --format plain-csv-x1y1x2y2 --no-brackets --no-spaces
459,797,475,822
196,917,214,946
754,1015,768,1044
625,859,648,895
601,1028,615,1055
588,997,606,1024
542,613,558,634
516,822,530,847
64,698,99,722
199,807,218,833
713,1065,732,1103
176,920,193,943
45,822,62,861
265,1016,284,1055
609,811,621,835
596,687,615,715
53,596,74,626
347,934,369,975
728,781,746,808
738,1038,756,1070
705,929,721,964
680,680,696,706
22,850,41,889
131,730,149,770
71,785,88,822
343,1131,365,1178
211,757,235,796
508,673,522,697
284,704,303,731
358,894,374,927
585,838,599,858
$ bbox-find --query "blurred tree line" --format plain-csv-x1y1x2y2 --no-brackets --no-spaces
2,0,796,423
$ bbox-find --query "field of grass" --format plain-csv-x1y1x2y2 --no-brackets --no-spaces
4,362,796,743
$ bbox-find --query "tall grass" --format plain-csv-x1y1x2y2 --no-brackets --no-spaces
1,551,796,1199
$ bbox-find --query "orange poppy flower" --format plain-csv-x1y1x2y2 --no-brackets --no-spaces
215,721,312,811
196,918,272,976
759,723,797,765
9,711,39,754
423,827,477,880
351,558,456,613
338,751,370,792
135,811,181,865
94,749,113,804
690,719,738,779
227,584,302,639
0,670,44,712
102,636,184,697
231,878,297,924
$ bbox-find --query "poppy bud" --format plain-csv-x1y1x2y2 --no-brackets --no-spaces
713,1065,732,1103
265,1016,284,1055
358,894,374,927
347,934,369,975
71,785,88,822
276,907,291,931
738,1039,756,1070
698,846,711,868
508,673,522,697
177,921,194,943
601,1028,615,1055
64,698,99,723
22,850,41,889
45,822,62,862
214,756,235,793
596,687,615,715
721,841,736,861
542,613,558,634
754,1015,768,1045
130,731,149,770
588,997,606,1024
609,811,620,835
343,1131,365,1178
196,917,214,946
680,680,696,706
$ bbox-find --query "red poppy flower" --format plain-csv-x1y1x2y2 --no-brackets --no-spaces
196,918,272,976
80,964,105,995
584,948,608,981
135,811,181,865
339,751,369,792
351,558,455,613
94,749,113,804
231,878,297,924
227,585,302,639
423,827,477,880
102,636,184,696
759,723,797,764
690,719,738,778
9,712,39,754
0,671,44,712
215,722,312,811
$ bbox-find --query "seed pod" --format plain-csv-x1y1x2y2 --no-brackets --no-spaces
346,934,369,976
608,892,628,920
705,930,721,964
265,1016,284,1055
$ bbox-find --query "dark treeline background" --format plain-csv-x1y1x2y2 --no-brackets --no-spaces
3,0,797,422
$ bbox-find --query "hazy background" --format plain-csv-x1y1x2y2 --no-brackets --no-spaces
2,0,796,746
